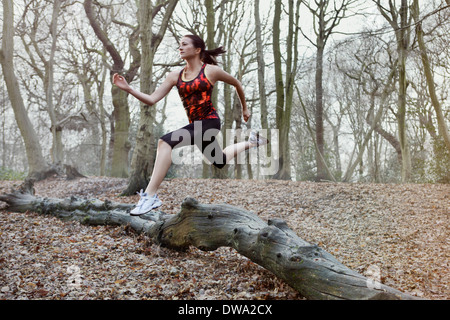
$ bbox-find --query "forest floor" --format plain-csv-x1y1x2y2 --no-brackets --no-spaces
0,176,448,300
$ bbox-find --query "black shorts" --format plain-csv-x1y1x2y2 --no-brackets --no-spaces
160,118,227,169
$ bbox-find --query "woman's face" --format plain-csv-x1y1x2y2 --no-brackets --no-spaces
179,37,201,60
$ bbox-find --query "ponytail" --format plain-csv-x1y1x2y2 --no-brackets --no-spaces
202,47,226,65
184,34,226,65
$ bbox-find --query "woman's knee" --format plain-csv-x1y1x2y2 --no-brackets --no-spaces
157,139,173,154
158,139,170,149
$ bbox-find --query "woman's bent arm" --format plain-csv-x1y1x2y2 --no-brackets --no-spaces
205,65,250,122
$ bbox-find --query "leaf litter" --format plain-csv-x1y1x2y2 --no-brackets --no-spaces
0,177,448,300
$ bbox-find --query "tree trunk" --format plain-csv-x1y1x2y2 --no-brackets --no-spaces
123,1,159,194
376,0,412,183
46,0,64,166
84,0,134,178
110,86,131,178
254,0,269,133
296,85,336,183
0,0,51,180
272,0,290,180
411,0,450,153
276,0,299,181
307,0,332,181
0,181,417,301
18,0,65,167
98,65,109,176
397,0,412,182
122,0,179,195
315,40,327,182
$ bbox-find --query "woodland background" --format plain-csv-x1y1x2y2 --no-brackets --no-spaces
0,0,449,187
0,0,449,301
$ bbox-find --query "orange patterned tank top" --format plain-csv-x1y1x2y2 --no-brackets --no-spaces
177,64,220,123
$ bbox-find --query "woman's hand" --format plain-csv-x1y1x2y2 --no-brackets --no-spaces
113,73,131,93
243,109,251,123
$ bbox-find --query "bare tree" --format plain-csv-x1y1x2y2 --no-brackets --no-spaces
254,0,269,134
374,0,413,182
411,0,450,152
230,7,256,179
47,0,64,165
0,0,51,179
334,33,399,182
61,20,111,176
15,0,70,167
300,0,360,182
123,0,179,195
84,0,140,178
272,0,301,180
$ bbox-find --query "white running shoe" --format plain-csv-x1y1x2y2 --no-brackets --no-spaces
130,190,162,216
249,131,269,148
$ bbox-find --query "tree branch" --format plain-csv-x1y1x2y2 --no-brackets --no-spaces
84,0,124,72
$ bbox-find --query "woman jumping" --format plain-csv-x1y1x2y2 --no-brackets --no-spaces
113,35,267,216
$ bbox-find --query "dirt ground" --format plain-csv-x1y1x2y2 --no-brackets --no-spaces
0,177,448,300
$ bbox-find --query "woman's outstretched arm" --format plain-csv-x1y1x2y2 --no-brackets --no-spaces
113,71,179,106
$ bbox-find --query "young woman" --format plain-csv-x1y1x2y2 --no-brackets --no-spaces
113,35,267,216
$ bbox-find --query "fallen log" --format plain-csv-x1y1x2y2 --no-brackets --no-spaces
0,181,417,300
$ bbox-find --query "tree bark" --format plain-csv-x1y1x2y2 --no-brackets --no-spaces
315,39,327,182
375,0,412,182
397,0,412,182
254,0,269,133
123,0,179,195
84,0,137,178
272,0,291,180
411,0,450,153
46,0,64,165
0,181,417,300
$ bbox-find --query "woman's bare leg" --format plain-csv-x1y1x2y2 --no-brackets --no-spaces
145,139,173,196
223,141,252,163
222,131,268,164
144,133,264,195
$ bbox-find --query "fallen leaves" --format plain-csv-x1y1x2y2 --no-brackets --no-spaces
0,177,448,300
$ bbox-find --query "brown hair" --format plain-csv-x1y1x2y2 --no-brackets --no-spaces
184,34,226,65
